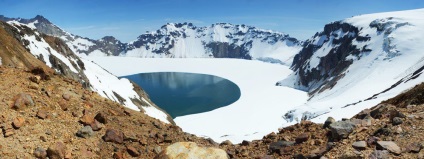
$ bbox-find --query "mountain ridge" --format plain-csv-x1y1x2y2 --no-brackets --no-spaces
0,15,302,64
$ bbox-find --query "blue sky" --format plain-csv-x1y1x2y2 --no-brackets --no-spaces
1,0,423,42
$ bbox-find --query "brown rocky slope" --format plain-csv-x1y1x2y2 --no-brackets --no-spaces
0,66,218,158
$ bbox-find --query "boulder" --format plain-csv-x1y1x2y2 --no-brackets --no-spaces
391,117,403,125
57,100,68,111
356,109,371,119
126,145,141,157
155,142,228,159
352,141,367,150
295,133,309,143
329,121,356,140
12,93,34,110
405,142,422,153
95,112,107,124
269,141,295,153
3,124,14,137
47,142,67,159
103,129,124,144
241,140,250,146
376,141,401,155
89,119,103,131
62,93,71,101
76,126,94,138
34,147,47,159
37,110,48,119
80,111,95,125
12,117,25,129
323,117,336,128
220,140,233,146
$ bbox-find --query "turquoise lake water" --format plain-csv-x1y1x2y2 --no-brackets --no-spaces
122,72,241,118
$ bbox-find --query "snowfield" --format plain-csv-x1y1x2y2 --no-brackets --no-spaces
85,57,308,143
85,9,424,144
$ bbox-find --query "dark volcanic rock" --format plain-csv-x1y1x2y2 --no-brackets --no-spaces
323,117,336,128
295,133,309,143
329,121,356,141
374,127,391,136
269,141,295,153
391,117,403,125
103,129,124,144
95,112,107,124
366,136,381,146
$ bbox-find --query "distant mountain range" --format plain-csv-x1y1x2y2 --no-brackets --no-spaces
0,15,302,65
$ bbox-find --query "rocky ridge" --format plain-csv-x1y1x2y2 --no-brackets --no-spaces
0,19,173,124
1,15,302,64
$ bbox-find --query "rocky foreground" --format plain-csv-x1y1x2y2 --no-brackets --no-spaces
0,66,219,158
2,64,424,159
218,83,424,159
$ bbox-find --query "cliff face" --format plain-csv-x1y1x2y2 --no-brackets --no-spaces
283,21,372,94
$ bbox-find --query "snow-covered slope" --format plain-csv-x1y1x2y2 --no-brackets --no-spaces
0,15,127,57
0,15,302,65
279,9,424,123
2,20,172,124
124,23,301,65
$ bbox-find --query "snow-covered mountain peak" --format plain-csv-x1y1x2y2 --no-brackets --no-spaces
279,8,424,123
126,22,302,63
32,15,51,24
